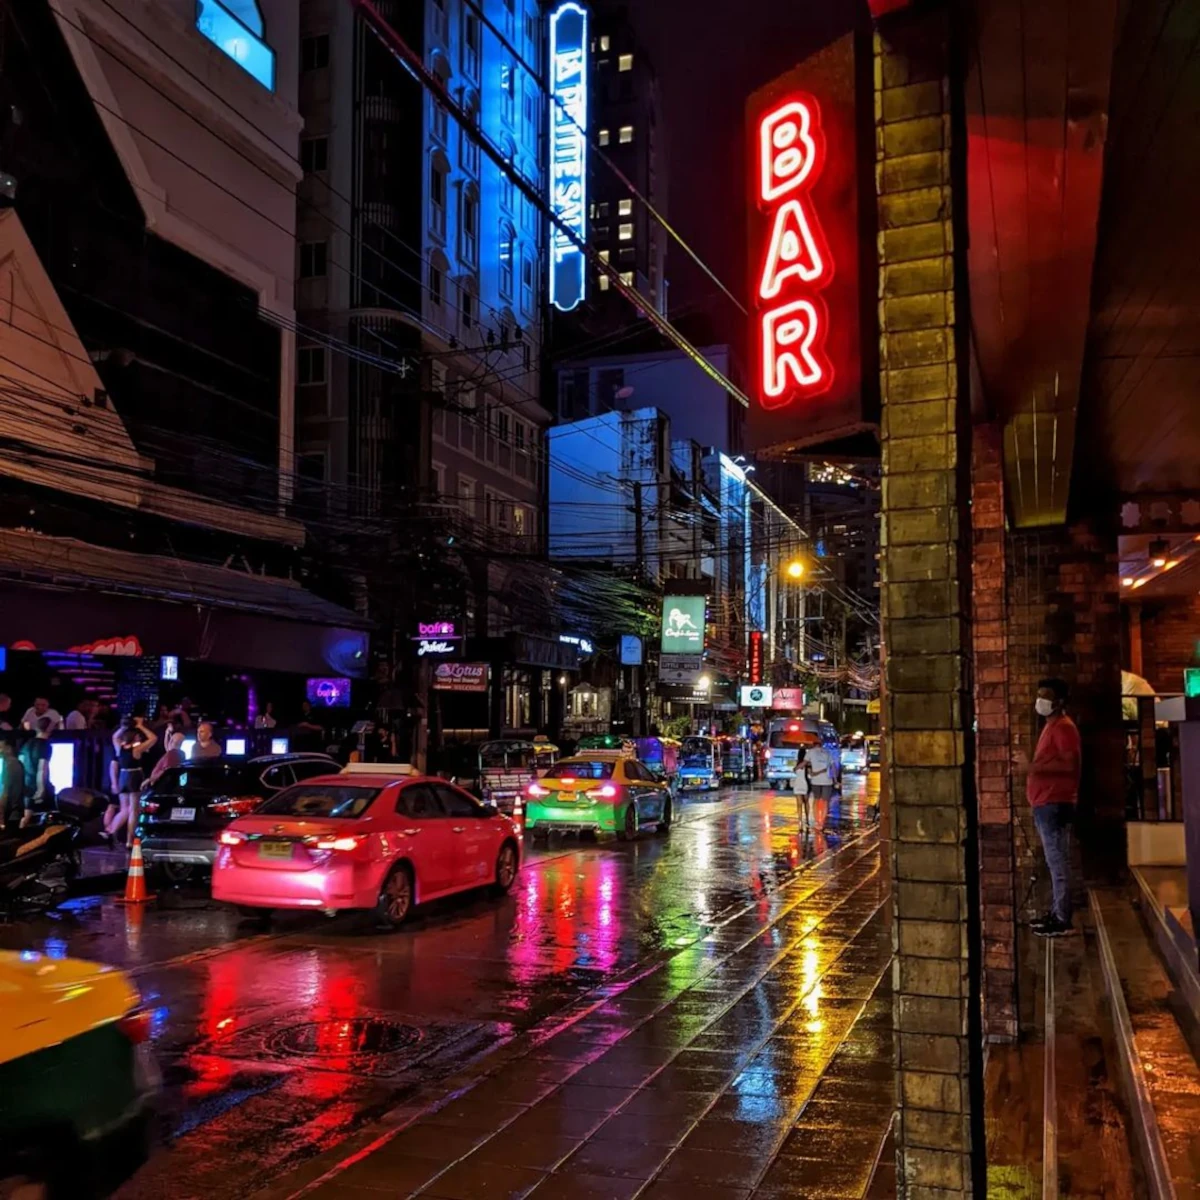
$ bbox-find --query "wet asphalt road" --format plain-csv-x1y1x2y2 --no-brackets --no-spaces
2,774,881,1200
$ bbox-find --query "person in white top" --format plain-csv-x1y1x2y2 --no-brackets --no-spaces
21,697,63,734
254,702,277,729
64,699,94,730
791,747,812,829
805,743,835,832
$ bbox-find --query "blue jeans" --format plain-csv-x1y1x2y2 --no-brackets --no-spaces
1033,803,1074,923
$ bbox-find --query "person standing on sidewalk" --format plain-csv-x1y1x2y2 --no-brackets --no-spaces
791,747,812,829
1028,678,1082,937
805,740,835,830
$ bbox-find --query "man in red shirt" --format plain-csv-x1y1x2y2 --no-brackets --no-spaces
1028,678,1082,936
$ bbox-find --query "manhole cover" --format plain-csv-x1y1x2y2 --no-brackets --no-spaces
268,1018,424,1059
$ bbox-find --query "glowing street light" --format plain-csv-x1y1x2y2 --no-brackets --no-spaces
697,674,712,690
785,559,806,580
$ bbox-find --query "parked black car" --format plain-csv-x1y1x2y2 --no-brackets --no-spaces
138,753,337,881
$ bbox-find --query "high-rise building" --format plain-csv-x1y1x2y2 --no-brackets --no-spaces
551,1,666,347
295,0,561,743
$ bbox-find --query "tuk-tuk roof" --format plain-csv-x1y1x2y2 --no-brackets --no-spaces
480,738,538,751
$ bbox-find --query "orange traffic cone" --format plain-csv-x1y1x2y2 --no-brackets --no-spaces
116,838,155,905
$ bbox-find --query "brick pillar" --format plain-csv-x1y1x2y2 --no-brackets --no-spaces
875,6,986,1196
972,424,1017,1041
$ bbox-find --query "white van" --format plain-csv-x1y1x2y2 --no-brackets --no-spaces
764,717,842,790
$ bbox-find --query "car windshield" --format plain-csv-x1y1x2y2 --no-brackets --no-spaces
543,761,615,780
480,743,533,768
151,763,251,792
681,738,713,766
256,784,379,819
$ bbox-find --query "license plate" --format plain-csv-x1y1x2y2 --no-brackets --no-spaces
258,841,293,859
170,807,196,822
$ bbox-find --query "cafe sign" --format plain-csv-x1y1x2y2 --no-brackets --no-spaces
413,620,461,657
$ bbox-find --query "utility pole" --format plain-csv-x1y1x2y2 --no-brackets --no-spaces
631,480,645,736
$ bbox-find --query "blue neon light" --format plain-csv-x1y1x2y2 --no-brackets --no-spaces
548,2,588,312
196,0,276,91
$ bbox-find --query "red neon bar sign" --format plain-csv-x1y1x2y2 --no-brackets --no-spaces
755,96,833,408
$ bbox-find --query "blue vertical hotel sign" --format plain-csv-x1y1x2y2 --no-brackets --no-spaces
549,2,588,311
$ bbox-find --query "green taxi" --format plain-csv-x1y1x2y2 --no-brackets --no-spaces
0,950,159,1195
525,753,673,841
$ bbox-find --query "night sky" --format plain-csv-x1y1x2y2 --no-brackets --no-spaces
635,0,859,342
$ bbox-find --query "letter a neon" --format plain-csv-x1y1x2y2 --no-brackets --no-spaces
758,198,827,299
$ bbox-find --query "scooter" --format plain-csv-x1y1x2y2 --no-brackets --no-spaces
0,788,102,915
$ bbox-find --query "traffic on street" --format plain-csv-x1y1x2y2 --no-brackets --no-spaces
2,772,881,1200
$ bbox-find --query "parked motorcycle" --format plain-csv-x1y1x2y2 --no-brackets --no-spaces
0,788,102,915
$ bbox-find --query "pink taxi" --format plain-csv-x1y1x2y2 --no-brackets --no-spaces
211,768,521,928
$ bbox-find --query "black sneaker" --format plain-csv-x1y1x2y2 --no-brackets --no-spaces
1033,918,1073,938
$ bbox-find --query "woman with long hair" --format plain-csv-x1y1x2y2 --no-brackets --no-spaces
105,716,157,849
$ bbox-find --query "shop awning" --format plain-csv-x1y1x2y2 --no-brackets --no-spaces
0,530,369,677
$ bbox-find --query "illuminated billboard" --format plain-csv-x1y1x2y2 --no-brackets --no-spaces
745,34,876,456
549,2,588,311
660,596,706,653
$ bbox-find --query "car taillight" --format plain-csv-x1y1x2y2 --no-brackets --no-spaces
211,796,260,817
527,783,548,797
595,785,617,798
218,829,245,846
140,801,159,814
314,835,365,852
117,1008,153,1045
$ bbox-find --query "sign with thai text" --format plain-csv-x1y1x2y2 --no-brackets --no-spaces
748,630,764,684
434,662,489,692
549,2,588,311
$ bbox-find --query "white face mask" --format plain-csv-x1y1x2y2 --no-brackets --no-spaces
1035,698,1056,717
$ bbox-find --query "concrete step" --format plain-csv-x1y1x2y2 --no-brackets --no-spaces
1092,887,1200,1199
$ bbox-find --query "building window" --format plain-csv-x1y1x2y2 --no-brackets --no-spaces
197,1,276,88
430,160,447,238
599,34,610,51
618,223,633,241
299,241,327,278
299,32,329,71
499,221,515,298
296,452,326,514
523,85,538,139
461,106,480,176
461,188,479,265
620,270,633,285
458,476,475,517
515,420,526,451
496,410,509,443
463,11,480,78
598,274,610,291
300,137,328,173
618,198,632,216
598,249,610,263
431,0,447,41
430,259,444,307
521,253,535,315
431,57,451,142
297,345,326,385
598,128,610,146
593,225,609,243
596,201,610,219
619,246,635,263
513,505,527,538
462,287,476,328
619,124,633,144
525,13,539,63
618,52,633,71
501,62,514,123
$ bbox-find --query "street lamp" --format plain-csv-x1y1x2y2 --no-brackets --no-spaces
697,674,712,690
785,559,806,580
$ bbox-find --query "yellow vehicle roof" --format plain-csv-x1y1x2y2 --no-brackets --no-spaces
0,950,141,1064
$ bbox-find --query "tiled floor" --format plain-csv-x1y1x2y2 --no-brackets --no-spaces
307,835,894,1199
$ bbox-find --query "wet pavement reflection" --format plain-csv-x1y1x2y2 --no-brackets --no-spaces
3,774,889,1199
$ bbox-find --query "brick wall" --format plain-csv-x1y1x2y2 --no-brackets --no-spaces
1138,595,1200,695
876,7,985,1195
971,423,1016,1041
